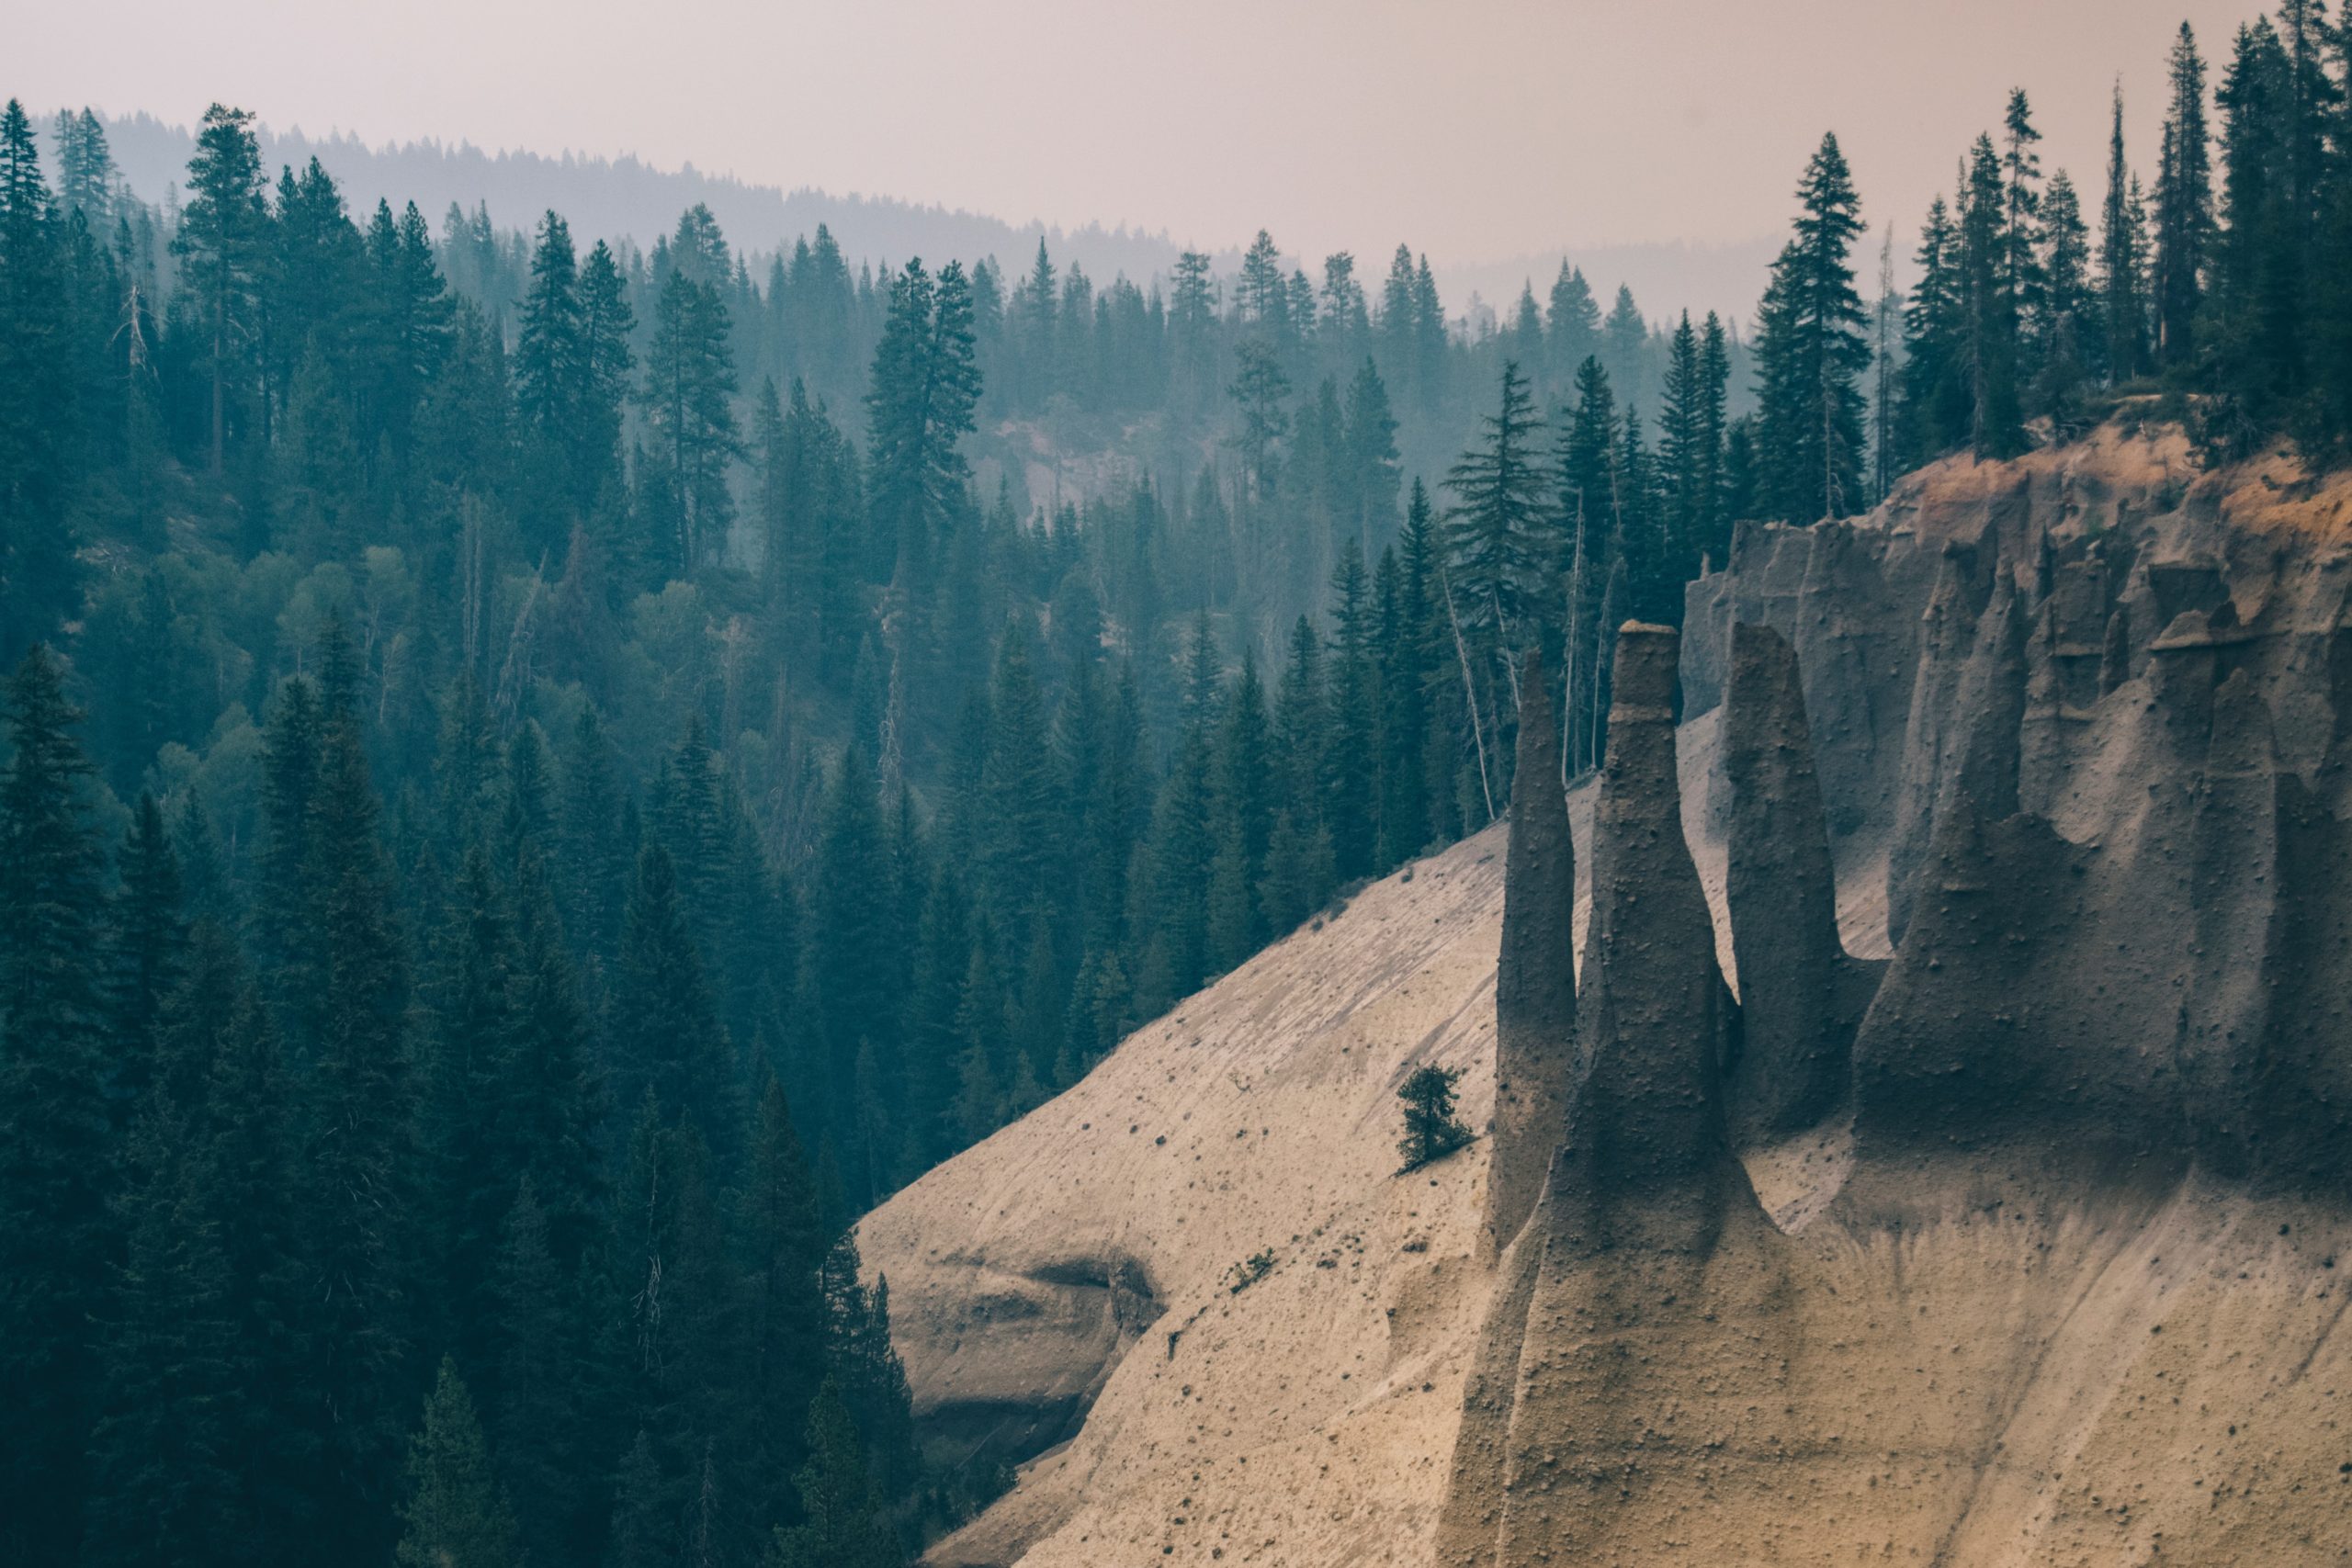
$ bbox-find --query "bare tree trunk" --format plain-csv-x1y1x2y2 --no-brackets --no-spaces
1566,495,1589,775
1441,567,1496,823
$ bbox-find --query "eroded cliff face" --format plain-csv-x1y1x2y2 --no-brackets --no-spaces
866,424,2352,1566
1450,423,2352,1566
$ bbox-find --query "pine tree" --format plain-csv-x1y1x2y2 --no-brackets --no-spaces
484,1179,569,1552
1657,311,1720,588
1340,357,1402,552
2101,85,2154,383
393,1359,521,1568
1205,656,1275,974
1411,254,1448,407
2001,88,2048,367
188,945,312,1562
2154,21,2215,367
808,748,897,1149
560,705,626,963
1375,513,1433,868
1903,193,1971,460
422,845,519,1373
764,1382,902,1568
0,645,114,1564
2038,168,2097,424
1601,285,1651,411
1396,1065,1471,1171
1867,219,1902,505
609,1104,756,1562
108,792,188,1126
605,1427,668,1568
610,840,734,1152
865,257,981,592
0,100,81,655
1325,542,1378,881
83,1094,240,1568
1545,263,1602,389
174,105,268,476
1694,313,1731,559
949,935,1011,1146
978,621,1059,930
1752,132,1871,522
2211,15,2311,440
640,233,741,575
578,237,636,509
1615,406,1672,626
1962,133,2026,456
1555,357,1620,773
744,1076,829,1528
815,1231,916,1503
1226,335,1293,508
1136,618,1220,1010
52,107,117,226
254,675,321,1005
514,210,587,536
1442,361,1552,649
368,199,455,466
299,694,418,1562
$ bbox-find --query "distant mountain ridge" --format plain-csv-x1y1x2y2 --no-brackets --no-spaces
90,109,1184,281
83,109,1774,322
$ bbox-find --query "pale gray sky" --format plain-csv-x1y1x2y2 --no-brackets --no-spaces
19,0,2264,265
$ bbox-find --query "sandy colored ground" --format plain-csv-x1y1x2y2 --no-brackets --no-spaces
862,824,1507,1567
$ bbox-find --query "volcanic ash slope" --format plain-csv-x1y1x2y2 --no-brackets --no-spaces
859,826,1506,1567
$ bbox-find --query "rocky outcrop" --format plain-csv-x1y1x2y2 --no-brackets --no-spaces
1483,649,1575,1258
870,426,2352,1568
1441,430,2352,1565
1453,626,1784,1568
1721,622,1883,1146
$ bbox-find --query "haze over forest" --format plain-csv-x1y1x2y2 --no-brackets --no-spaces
18,0,2267,321
7,2,2352,1567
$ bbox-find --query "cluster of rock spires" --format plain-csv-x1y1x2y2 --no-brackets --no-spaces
1442,450,2352,1563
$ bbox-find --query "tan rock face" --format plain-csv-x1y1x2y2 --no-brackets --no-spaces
867,428,2352,1566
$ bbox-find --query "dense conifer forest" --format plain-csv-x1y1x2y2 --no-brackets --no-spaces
4,5,2351,1562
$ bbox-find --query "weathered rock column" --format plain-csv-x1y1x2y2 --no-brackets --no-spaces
1555,622,1740,1241
1723,622,1883,1147
1484,648,1576,1258
1444,623,1790,1568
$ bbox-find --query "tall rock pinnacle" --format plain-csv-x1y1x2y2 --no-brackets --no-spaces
1722,622,1883,1146
1448,622,1784,1568
1485,648,1576,1258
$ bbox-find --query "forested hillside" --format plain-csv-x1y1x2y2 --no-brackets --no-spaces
2,4,2350,1563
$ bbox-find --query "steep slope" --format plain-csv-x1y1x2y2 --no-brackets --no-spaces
860,829,1506,1568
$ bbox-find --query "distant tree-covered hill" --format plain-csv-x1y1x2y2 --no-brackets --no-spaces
90,108,1188,281
85,109,1777,319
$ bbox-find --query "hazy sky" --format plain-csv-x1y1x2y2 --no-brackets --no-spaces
19,0,2266,265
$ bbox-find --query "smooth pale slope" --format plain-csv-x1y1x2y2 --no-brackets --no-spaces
860,720,1747,1568
861,828,1507,1567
